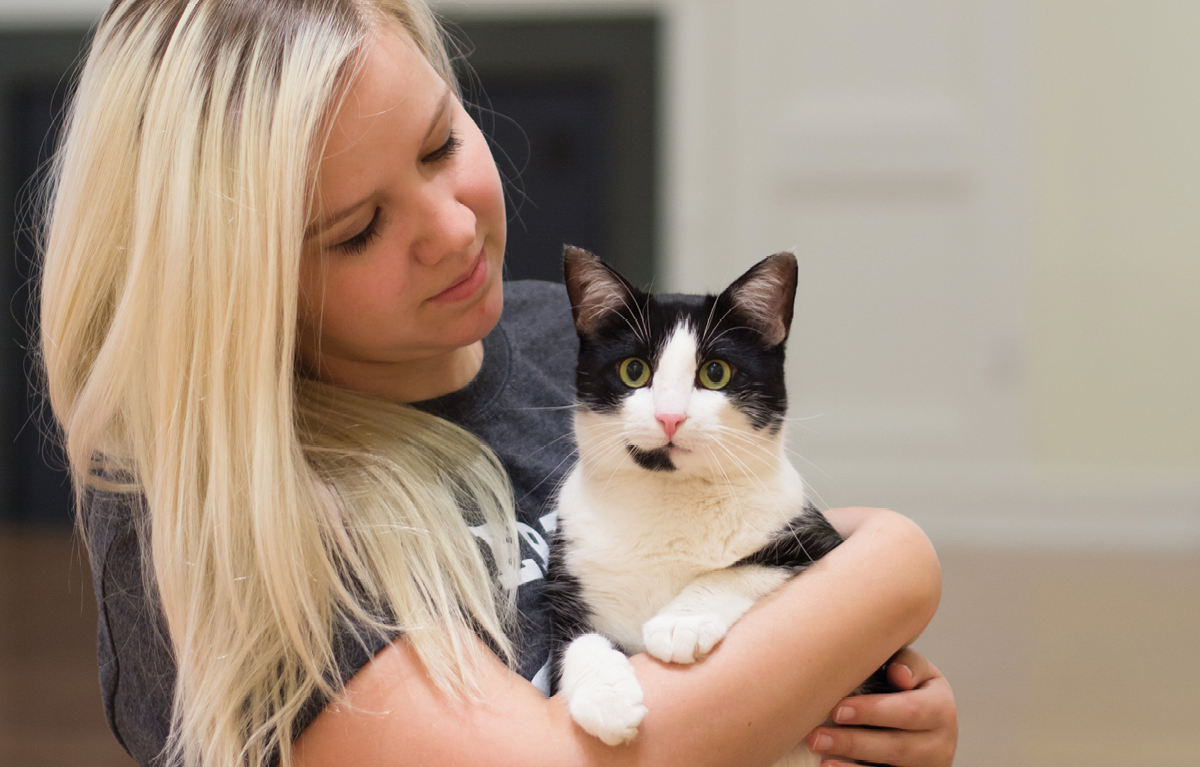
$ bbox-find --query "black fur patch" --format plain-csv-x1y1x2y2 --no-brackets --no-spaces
626,445,676,472
544,528,594,694
735,504,844,571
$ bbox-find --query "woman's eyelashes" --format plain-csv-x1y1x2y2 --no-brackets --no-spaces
332,131,459,255
422,129,461,163
336,208,381,255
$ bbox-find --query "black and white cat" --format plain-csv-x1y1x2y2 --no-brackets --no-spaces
546,247,892,766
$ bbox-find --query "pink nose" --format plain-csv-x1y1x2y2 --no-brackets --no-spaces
657,413,686,441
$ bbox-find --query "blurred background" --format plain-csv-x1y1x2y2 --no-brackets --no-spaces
1,0,1197,765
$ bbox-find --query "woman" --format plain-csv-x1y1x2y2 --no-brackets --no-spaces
39,0,957,766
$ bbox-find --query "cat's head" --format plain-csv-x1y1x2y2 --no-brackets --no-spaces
563,246,797,478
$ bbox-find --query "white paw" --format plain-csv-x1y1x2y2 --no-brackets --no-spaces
642,612,727,664
560,634,647,746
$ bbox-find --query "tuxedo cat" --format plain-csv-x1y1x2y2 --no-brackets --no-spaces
546,247,893,766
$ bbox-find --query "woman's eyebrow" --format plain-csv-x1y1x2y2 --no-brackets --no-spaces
305,87,453,241
424,86,452,142
306,193,372,240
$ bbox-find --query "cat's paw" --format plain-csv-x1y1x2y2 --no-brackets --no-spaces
642,612,727,664
560,634,648,746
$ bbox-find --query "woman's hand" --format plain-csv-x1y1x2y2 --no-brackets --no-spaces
804,648,957,767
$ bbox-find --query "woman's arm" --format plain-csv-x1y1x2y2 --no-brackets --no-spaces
294,507,941,767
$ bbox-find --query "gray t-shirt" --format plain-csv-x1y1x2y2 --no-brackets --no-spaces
84,281,579,765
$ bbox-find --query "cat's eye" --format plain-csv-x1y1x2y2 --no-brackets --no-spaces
619,357,651,388
698,359,732,390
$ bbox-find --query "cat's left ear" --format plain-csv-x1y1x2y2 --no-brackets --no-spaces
721,252,798,347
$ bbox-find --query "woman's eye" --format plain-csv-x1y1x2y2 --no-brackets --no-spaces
619,357,651,388
335,208,380,255
422,130,461,163
698,359,732,390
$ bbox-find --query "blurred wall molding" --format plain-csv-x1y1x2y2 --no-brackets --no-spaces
775,95,972,200
808,459,1200,552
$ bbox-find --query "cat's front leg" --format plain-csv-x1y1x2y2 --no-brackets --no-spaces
559,633,648,745
643,565,791,664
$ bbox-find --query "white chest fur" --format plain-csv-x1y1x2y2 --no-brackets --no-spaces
555,452,805,651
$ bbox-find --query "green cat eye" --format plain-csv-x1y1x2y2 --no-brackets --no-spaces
619,357,651,388
698,359,732,390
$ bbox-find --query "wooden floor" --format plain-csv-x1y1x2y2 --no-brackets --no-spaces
2,526,1198,766
920,547,1200,767
1,527,136,767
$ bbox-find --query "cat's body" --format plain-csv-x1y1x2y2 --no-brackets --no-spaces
546,248,891,765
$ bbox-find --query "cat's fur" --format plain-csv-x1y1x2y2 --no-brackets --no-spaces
546,247,893,766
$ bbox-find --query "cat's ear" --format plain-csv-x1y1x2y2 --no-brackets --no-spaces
563,245,637,337
721,252,798,347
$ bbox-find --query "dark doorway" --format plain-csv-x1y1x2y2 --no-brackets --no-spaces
451,16,659,288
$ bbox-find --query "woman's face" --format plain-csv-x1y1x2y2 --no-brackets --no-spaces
298,24,506,397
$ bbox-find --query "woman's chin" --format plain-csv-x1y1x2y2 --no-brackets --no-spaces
438,270,504,350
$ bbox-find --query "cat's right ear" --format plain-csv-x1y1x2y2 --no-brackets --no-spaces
563,245,637,337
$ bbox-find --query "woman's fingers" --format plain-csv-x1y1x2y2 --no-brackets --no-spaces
829,681,950,732
806,648,958,767
835,650,955,731
887,647,937,690
807,725,940,766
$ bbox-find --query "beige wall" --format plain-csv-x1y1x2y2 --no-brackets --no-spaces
4,0,1198,545
1033,0,1200,468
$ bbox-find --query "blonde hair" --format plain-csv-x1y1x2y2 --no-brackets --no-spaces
38,1,518,765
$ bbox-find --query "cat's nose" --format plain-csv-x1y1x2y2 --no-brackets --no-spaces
656,413,686,441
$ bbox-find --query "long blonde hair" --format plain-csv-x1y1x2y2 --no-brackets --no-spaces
38,1,518,765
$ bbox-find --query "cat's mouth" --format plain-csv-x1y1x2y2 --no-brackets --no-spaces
627,444,678,472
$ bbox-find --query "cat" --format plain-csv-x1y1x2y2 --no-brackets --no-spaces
545,246,894,767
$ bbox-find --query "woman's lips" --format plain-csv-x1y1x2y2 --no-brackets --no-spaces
428,248,488,304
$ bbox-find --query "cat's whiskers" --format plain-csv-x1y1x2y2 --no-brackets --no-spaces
710,440,773,496
702,444,754,528
613,292,651,347
775,412,826,438
709,440,803,530
699,295,722,343
581,431,640,482
635,295,653,348
700,301,740,346
715,426,832,480
542,457,581,510
709,426,835,509
521,449,581,504
707,427,799,485
701,322,760,347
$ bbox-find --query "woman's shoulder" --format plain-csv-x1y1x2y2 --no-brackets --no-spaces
499,280,573,333
497,280,578,376
80,487,177,764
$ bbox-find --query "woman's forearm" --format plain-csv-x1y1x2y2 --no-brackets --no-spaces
614,506,942,767
297,508,941,767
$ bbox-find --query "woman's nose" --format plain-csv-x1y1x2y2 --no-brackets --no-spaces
411,189,477,266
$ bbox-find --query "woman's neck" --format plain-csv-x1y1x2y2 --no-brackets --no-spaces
307,340,485,404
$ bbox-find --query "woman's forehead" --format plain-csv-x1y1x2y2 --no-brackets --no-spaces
326,25,443,159
310,24,449,228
